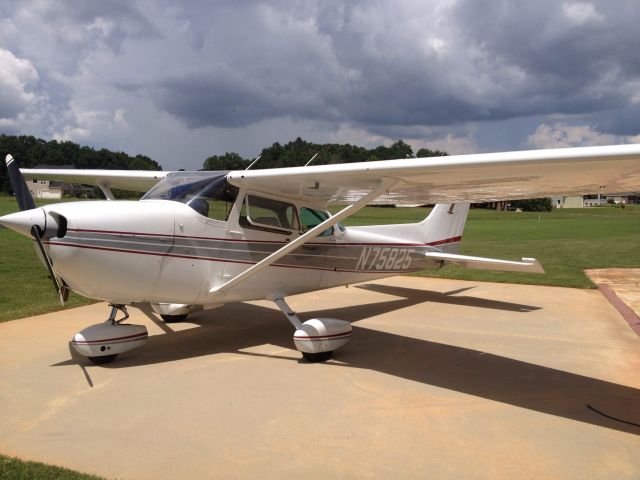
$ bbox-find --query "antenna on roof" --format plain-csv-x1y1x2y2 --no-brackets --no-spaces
304,152,319,167
245,155,261,170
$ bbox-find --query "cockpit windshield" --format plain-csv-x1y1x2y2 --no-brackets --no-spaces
142,171,239,220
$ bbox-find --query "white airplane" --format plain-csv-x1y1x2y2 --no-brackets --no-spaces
1,146,639,364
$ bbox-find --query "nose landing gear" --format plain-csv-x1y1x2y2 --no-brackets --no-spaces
71,304,148,365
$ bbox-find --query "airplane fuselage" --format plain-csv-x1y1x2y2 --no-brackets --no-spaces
37,198,450,306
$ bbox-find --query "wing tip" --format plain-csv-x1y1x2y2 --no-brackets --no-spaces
522,257,545,273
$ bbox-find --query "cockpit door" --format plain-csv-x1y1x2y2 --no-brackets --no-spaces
147,172,237,304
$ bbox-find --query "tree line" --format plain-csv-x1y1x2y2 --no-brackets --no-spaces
203,138,447,170
0,135,162,193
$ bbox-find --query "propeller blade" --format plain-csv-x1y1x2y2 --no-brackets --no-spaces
5,154,36,211
4,155,69,305
30,225,67,306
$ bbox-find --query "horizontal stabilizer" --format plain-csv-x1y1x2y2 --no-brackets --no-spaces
425,252,545,273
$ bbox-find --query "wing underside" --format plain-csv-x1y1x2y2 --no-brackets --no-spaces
226,144,640,205
20,169,169,193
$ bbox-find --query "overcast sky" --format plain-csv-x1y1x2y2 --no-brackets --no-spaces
1,0,640,170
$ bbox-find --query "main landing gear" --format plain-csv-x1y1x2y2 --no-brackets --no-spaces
271,297,352,362
70,304,148,365
151,303,202,323
160,314,188,323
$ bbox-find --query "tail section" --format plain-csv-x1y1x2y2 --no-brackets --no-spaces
419,203,470,252
344,203,544,274
345,203,470,252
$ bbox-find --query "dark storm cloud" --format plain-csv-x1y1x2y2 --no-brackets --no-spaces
454,0,640,79
154,72,281,128
1,0,160,80
3,0,640,166
42,0,161,54
153,68,339,128
449,0,640,119
144,0,640,137
593,106,640,136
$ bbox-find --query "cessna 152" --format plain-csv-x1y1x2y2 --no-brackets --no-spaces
1,145,639,364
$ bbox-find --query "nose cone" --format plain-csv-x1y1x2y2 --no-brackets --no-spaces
0,208,46,237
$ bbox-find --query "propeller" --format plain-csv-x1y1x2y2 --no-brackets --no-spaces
5,154,36,211
31,224,70,305
3,154,69,305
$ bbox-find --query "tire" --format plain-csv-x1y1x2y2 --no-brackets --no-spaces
161,314,188,323
301,351,333,363
88,354,118,365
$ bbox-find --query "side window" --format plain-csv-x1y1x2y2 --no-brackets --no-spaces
185,177,238,221
206,198,234,221
300,207,333,237
188,197,234,221
240,195,299,233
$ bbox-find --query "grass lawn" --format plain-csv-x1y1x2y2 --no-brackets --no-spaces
1,196,639,323
0,454,106,480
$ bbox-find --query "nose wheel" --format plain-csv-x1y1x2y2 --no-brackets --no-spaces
88,354,119,365
71,304,148,365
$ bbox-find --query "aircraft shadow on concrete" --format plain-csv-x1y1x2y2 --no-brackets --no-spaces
355,283,541,312
54,285,639,436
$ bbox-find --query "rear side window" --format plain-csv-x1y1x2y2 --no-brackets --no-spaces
240,195,300,233
300,207,333,237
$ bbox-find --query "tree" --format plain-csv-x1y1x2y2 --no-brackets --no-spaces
203,152,249,170
370,140,414,160
416,147,448,158
201,138,451,170
510,198,553,212
0,134,162,194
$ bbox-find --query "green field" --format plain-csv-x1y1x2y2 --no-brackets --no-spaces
1,196,639,323
0,454,105,480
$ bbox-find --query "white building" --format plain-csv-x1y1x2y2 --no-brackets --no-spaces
29,178,62,199
551,193,639,208
27,165,95,199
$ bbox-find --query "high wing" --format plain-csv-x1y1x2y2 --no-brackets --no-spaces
226,144,640,205
19,144,640,202
20,168,169,193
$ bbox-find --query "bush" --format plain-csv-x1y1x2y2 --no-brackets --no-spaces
509,198,552,212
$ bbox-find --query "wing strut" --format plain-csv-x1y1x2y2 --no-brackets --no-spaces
96,181,115,200
210,180,396,295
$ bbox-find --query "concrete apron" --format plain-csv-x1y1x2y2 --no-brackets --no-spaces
1,276,639,479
